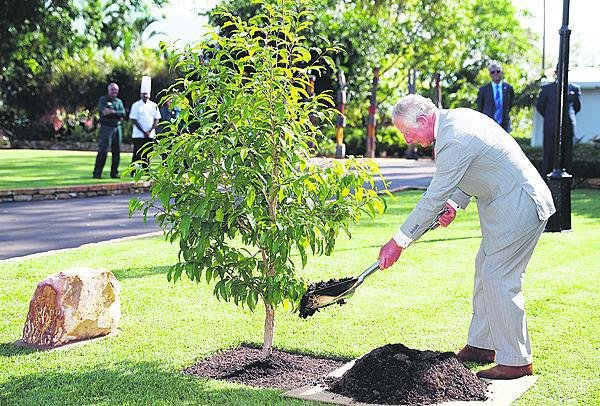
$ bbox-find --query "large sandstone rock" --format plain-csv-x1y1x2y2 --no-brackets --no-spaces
22,267,120,347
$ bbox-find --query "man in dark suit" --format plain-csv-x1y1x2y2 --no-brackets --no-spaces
535,73,581,176
476,62,515,132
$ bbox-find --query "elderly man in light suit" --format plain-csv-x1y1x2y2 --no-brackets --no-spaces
379,95,555,380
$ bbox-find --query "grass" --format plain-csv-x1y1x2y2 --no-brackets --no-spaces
0,149,134,189
1,190,599,405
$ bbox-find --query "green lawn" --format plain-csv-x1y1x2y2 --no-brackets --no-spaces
0,149,134,189
1,190,598,405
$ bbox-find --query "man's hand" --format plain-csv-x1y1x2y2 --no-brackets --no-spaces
438,202,457,227
378,239,403,270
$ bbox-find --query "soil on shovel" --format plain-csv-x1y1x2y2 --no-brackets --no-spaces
184,344,349,390
328,343,488,405
299,277,352,318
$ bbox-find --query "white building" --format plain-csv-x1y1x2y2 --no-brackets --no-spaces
531,66,600,146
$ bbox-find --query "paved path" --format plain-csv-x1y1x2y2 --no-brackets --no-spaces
0,193,159,260
0,158,435,260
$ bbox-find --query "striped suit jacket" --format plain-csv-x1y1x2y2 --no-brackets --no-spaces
400,108,555,254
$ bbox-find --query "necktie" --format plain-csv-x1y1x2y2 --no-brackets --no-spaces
493,84,502,124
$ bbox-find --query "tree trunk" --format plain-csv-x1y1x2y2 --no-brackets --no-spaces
262,302,275,359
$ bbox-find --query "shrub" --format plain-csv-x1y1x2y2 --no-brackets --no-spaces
518,138,600,179
377,126,406,157
343,126,367,156
9,47,173,144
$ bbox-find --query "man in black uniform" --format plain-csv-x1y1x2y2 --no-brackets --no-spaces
536,70,581,176
93,83,126,178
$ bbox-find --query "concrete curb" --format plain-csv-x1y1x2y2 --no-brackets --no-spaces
0,231,163,263
0,181,153,203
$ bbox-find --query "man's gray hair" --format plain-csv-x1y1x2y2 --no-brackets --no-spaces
392,95,436,128
488,61,502,71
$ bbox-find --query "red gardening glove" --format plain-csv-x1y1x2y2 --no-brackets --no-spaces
378,239,403,270
438,202,457,227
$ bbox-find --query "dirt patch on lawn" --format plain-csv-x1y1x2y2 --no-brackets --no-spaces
184,344,349,390
328,343,489,405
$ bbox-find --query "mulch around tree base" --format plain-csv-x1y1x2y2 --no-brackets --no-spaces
328,343,489,405
183,344,349,390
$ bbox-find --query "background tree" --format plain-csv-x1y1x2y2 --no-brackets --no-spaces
0,0,82,122
0,0,170,131
80,0,170,54
131,0,386,359
210,0,537,131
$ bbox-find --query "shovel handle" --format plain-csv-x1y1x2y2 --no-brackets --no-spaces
357,260,380,283
362,208,446,285
428,206,450,231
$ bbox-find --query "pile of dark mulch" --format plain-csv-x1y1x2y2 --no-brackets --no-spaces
184,344,348,390
299,277,351,318
328,343,488,405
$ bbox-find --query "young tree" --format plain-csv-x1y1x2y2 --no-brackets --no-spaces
131,0,385,359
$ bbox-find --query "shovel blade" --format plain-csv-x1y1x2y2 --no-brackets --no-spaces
299,278,358,318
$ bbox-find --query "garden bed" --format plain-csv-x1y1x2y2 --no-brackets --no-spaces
184,343,490,405
183,344,348,390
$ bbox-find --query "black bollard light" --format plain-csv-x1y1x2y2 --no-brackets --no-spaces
546,0,572,232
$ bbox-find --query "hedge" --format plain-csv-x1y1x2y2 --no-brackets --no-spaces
516,137,600,179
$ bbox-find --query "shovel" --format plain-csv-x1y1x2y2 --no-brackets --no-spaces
298,206,450,318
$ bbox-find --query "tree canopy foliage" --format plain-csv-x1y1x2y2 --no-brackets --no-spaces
211,0,536,127
0,0,168,125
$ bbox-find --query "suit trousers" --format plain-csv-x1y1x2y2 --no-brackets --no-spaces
467,219,546,366
542,130,573,177
93,125,121,177
132,138,155,170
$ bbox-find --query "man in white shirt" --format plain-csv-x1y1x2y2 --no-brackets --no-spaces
129,76,161,172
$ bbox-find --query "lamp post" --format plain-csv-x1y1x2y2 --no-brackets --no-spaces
365,67,379,158
432,72,442,160
405,68,418,160
334,62,347,159
542,0,546,72
546,0,572,232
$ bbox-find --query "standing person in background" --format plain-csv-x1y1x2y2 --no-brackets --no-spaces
157,97,181,136
157,97,181,163
536,68,581,176
93,83,125,178
476,62,515,132
129,76,161,173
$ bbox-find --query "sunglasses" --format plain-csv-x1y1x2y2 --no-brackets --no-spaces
490,70,501,74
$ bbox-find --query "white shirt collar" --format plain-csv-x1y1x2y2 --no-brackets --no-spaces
492,80,503,87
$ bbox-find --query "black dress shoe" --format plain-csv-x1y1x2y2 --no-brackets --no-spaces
93,174,101,179
110,173,120,178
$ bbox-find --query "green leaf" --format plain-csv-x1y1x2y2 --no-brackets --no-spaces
180,216,191,240
240,147,248,162
293,46,311,63
215,207,224,222
246,185,255,207
372,198,385,215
